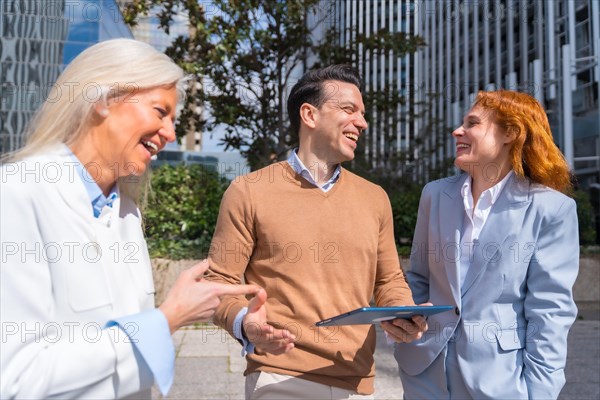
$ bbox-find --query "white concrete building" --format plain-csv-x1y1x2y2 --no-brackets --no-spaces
323,0,600,186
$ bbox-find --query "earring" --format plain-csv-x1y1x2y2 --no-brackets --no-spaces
98,109,109,117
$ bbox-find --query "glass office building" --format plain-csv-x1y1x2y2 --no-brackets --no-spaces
1,0,69,153
130,6,189,54
0,0,132,154
412,0,600,187
325,0,599,187
63,0,133,64
320,1,419,173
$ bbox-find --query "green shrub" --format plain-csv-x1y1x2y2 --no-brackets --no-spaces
573,190,597,245
388,186,599,248
388,184,423,246
143,164,597,261
144,164,229,259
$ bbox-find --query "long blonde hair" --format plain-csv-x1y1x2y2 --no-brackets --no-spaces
6,39,187,204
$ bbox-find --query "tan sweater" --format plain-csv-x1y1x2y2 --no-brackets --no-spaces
206,162,413,394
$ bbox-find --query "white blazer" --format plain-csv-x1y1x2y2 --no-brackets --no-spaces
395,173,579,399
1,145,156,399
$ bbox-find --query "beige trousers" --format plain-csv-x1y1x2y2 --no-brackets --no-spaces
245,372,375,400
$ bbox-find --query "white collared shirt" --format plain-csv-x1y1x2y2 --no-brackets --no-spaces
459,171,514,287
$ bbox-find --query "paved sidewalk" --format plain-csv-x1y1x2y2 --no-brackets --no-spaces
153,319,600,400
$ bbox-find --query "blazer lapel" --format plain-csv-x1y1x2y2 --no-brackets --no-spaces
440,175,467,304
461,174,531,296
50,145,98,223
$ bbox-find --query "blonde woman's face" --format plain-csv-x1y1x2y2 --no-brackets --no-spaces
99,86,178,178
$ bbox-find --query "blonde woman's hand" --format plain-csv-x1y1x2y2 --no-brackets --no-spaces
159,260,261,333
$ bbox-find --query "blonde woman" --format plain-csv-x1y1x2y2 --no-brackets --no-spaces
0,39,259,399
395,90,579,399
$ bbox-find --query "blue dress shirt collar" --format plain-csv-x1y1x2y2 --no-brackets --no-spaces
67,150,119,218
286,149,341,192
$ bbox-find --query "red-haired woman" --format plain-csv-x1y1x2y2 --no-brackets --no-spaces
394,90,579,399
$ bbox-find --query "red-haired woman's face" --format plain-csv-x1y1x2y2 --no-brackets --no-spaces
452,106,513,179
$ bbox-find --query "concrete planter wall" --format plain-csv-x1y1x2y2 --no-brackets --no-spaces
151,258,198,307
574,255,600,303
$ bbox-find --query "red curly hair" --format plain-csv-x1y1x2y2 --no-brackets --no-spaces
473,90,573,194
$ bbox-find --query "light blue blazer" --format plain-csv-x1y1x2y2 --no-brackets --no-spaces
395,173,579,399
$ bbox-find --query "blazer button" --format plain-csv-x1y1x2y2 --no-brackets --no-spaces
455,307,460,316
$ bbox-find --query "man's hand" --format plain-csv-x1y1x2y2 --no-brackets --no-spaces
380,302,431,343
242,289,296,354
159,260,261,334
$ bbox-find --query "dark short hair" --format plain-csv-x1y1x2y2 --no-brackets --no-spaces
287,65,362,135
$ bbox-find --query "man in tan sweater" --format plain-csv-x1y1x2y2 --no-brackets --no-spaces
206,65,427,399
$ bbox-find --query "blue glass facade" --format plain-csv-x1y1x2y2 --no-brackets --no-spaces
1,0,69,152
0,0,132,154
63,0,132,65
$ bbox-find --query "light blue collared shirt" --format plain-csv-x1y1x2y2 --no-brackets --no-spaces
106,310,174,395
232,149,342,355
69,150,174,395
69,152,119,217
286,149,341,191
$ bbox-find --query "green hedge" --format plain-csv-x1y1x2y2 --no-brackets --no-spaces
143,164,597,259
144,164,229,260
574,189,597,245
388,184,423,247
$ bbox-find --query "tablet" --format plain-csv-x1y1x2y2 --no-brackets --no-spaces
315,305,454,326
